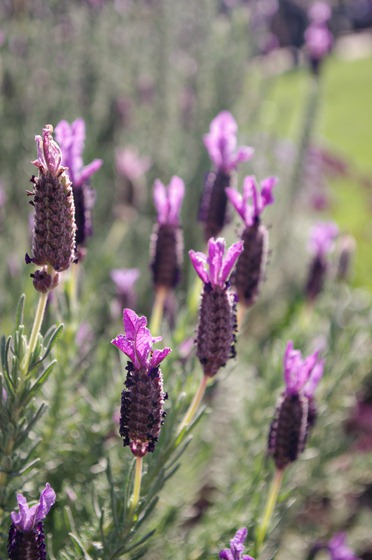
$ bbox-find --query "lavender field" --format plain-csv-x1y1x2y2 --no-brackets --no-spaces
0,1,372,559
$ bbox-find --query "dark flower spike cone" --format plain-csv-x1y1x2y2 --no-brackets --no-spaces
189,237,243,378
112,309,171,457
226,175,278,317
8,484,56,560
199,111,254,241
268,341,324,470
25,125,76,292
305,221,338,302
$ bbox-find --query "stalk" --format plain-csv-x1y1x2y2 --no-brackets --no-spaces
177,374,209,437
255,468,284,554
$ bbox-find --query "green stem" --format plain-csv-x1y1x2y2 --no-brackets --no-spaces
177,374,209,437
255,468,284,554
149,286,168,335
21,288,49,374
128,456,143,520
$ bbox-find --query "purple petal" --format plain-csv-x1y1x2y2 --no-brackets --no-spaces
149,347,172,369
207,238,226,286
304,358,324,398
36,484,56,522
76,159,103,187
226,187,245,222
260,176,278,209
153,179,167,223
189,249,209,284
328,533,359,560
309,221,339,257
219,240,244,284
167,175,185,225
111,334,136,365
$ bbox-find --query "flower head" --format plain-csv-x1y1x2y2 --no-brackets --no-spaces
328,533,360,560
112,309,171,371
153,176,185,226
309,221,338,258
10,484,56,533
204,111,254,173
305,24,333,60
33,125,64,177
219,527,254,560
115,147,151,181
284,341,324,398
55,118,102,187
189,237,244,288
308,1,331,24
226,175,278,226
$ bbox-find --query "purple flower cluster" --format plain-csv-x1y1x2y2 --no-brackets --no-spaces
304,1,333,74
268,342,324,470
305,221,338,301
8,484,55,560
219,527,254,560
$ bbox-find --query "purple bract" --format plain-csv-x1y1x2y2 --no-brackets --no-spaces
33,125,64,177
153,176,185,226
111,308,171,371
203,111,254,173
55,118,102,187
189,237,243,288
226,175,278,226
328,533,360,560
284,341,324,398
219,527,254,560
308,221,338,257
10,484,56,533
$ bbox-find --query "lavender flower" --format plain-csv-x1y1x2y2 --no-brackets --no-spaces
26,125,76,292
305,221,338,301
8,483,56,560
115,147,151,209
227,175,277,307
305,2,333,75
199,111,254,241
268,342,324,470
112,309,171,457
55,119,102,256
189,237,243,377
219,527,254,560
150,176,185,291
327,533,360,560
111,268,140,313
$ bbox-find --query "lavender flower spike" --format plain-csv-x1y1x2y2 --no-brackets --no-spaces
219,527,254,560
26,125,76,292
327,533,360,560
55,118,102,254
226,175,278,308
190,238,243,377
204,112,254,174
112,309,171,457
305,221,338,301
268,342,324,470
150,176,185,290
199,112,254,241
8,483,56,560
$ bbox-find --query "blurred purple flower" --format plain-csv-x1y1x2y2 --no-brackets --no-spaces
55,119,102,251
284,341,324,398
55,119,102,187
219,527,254,560
204,111,254,174
309,222,338,257
328,533,360,560
112,309,171,371
153,176,185,226
111,268,140,311
226,175,277,227
308,1,332,24
10,484,56,532
189,237,243,289
115,147,151,182
305,24,333,60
